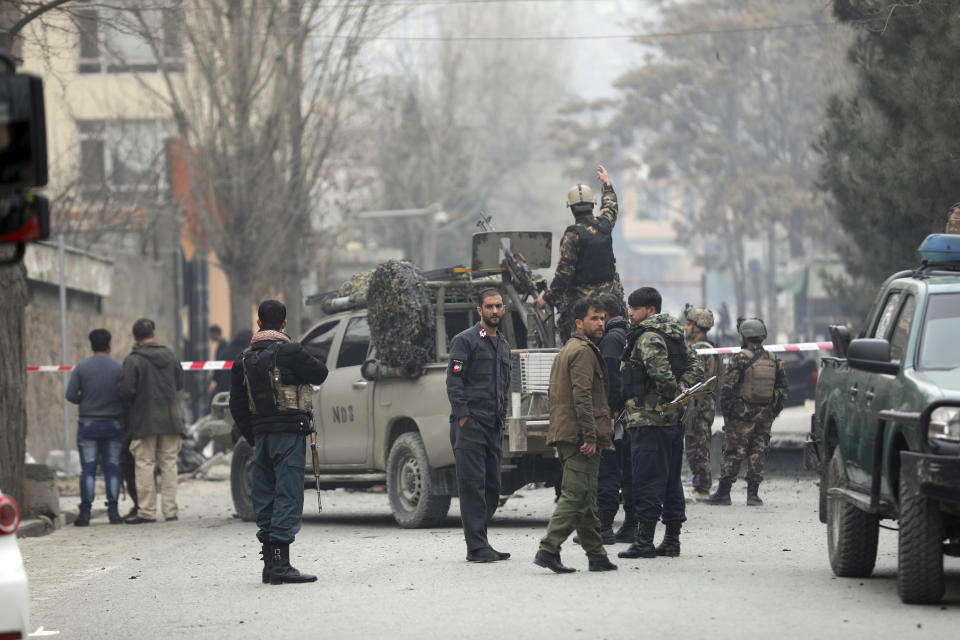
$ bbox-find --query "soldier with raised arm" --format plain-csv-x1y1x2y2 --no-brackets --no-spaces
534,165,626,342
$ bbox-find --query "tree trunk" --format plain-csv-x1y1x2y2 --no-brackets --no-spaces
0,260,28,504
765,224,779,340
228,269,256,337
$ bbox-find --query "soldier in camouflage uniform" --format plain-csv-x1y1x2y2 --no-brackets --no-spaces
534,165,626,343
703,318,789,507
683,308,721,500
616,288,703,560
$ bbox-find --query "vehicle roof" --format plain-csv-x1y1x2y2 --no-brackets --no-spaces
889,272,960,293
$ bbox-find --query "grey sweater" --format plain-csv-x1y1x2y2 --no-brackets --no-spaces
65,355,124,419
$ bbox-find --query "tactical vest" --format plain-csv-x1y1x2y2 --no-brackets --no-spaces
566,221,616,285
740,349,777,404
241,343,313,417
693,339,719,379
621,327,688,402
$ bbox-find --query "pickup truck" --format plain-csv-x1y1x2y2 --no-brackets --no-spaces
206,232,563,529
804,234,960,604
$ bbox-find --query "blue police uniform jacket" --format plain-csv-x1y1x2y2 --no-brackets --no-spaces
446,322,511,428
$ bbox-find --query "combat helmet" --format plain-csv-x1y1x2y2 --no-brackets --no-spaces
687,307,714,331
566,184,596,208
738,318,767,341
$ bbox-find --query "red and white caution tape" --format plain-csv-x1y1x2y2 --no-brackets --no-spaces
27,341,834,372
27,360,236,373
694,341,833,356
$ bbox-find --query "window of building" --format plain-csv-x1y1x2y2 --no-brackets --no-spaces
76,2,184,74
77,120,173,195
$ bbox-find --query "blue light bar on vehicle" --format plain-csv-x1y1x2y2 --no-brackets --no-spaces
918,234,960,263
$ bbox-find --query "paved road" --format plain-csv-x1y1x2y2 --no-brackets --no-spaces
19,475,959,639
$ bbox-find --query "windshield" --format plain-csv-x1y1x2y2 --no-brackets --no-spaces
918,293,960,370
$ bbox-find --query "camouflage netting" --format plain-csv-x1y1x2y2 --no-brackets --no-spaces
338,270,374,297
367,260,436,367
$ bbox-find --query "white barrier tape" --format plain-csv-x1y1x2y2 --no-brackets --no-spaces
27,341,834,372
694,341,833,356
27,360,235,373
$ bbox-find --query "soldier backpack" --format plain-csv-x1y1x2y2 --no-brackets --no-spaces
565,221,616,285
740,349,777,404
241,343,313,417
620,327,688,402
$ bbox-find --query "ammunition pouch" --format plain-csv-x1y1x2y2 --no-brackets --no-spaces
277,383,314,414
620,360,649,404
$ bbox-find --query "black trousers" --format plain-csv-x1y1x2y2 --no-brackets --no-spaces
450,417,503,552
597,435,634,523
630,425,686,524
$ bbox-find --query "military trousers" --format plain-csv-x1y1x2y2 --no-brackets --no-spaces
719,416,774,485
630,424,686,524
597,436,634,524
252,432,306,545
684,403,716,494
539,441,606,558
451,417,503,553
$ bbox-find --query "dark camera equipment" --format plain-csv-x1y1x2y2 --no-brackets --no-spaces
0,52,50,265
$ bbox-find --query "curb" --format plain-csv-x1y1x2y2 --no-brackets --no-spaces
17,505,107,539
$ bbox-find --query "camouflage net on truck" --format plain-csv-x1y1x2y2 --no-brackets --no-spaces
367,260,436,367
338,270,373,297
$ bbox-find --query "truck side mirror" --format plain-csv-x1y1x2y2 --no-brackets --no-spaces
847,338,900,375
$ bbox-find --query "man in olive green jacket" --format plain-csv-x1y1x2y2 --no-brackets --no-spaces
534,298,617,573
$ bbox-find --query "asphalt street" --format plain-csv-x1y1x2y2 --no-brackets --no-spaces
19,468,960,640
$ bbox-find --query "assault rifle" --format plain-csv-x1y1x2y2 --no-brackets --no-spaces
664,376,718,410
476,214,546,300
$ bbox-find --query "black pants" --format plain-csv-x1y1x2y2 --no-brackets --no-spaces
450,417,503,552
630,425,686,524
119,433,137,508
597,435,634,524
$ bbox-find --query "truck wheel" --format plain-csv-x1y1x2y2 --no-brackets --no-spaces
897,467,944,604
386,432,451,528
230,439,257,522
826,448,879,577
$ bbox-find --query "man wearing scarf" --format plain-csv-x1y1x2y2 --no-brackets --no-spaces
230,299,328,585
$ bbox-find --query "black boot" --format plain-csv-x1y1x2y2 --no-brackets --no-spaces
614,512,639,543
746,481,763,506
588,555,618,572
600,510,616,545
270,543,317,585
655,521,681,557
617,521,657,559
261,543,272,584
534,550,576,573
702,480,732,506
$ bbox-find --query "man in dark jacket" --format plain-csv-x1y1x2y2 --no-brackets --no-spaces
594,295,631,544
230,300,328,585
446,288,512,563
118,318,185,524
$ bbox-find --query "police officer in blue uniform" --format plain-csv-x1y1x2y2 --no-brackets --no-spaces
230,299,328,585
446,288,512,562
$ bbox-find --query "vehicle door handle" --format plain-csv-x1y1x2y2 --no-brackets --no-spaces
849,386,858,397
352,381,368,389
865,390,875,401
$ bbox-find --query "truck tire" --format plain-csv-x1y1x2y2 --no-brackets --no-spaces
386,432,451,528
897,467,944,604
230,439,257,522
826,448,879,577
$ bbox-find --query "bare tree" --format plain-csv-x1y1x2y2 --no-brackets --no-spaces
91,0,396,332
0,0,73,505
